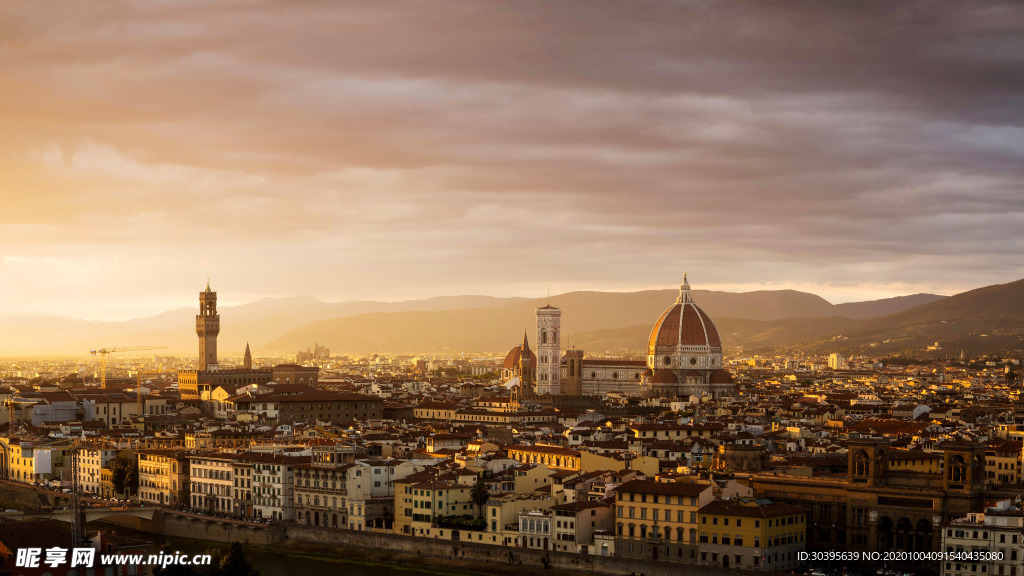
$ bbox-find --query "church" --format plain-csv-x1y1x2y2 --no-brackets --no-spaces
502,275,734,400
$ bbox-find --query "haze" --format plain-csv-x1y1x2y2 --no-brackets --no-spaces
2,1,1023,320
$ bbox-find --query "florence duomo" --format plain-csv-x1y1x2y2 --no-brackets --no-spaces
504,274,734,402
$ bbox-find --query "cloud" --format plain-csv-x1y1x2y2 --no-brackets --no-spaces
0,0,1022,319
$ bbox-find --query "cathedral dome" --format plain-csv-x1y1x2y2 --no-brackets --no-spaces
502,345,536,371
648,275,721,351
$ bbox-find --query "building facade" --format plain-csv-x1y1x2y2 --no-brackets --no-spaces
697,498,807,572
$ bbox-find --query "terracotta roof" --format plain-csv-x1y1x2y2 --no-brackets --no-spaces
503,345,536,371
648,301,722,349
699,499,806,518
651,370,678,385
612,479,709,497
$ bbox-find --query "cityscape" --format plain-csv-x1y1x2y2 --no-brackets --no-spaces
0,276,1022,576
3,2,1024,576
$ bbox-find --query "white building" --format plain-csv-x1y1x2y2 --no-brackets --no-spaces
519,508,553,550
189,453,235,513
827,353,847,370
243,452,307,521
79,448,116,495
941,502,1024,576
345,459,424,531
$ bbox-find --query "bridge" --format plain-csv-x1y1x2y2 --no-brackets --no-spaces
0,507,158,523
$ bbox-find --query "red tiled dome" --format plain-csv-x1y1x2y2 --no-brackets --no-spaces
651,369,679,384
502,345,536,370
648,302,721,349
709,369,733,384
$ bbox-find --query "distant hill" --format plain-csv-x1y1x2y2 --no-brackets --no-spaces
262,289,886,356
567,316,865,355
0,283,973,357
789,279,1024,356
0,295,527,357
833,293,946,319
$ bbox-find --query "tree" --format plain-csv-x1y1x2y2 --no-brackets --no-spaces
200,542,260,576
470,481,490,516
109,451,139,498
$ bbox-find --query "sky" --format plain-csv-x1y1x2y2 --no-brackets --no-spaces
1,1,1023,320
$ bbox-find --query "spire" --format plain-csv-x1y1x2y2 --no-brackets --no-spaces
205,277,212,293
244,342,252,370
522,327,531,353
677,272,693,304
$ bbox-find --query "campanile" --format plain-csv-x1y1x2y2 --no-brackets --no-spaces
196,281,220,370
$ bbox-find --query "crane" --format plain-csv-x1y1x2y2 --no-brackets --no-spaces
89,346,167,389
48,436,91,546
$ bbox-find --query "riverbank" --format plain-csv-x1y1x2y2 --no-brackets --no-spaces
244,540,586,576
96,510,765,576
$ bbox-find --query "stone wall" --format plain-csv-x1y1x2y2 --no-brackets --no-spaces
0,479,59,508
282,524,766,576
90,509,775,576
158,511,281,546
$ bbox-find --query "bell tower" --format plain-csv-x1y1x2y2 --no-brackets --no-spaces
536,303,561,395
564,349,584,396
196,281,220,371
518,329,534,399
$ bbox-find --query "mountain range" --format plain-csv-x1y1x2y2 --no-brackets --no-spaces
4,280,1021,359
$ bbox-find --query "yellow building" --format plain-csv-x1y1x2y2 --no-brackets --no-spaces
697,498,807,572
407,480,474,538
985,440,1022,485
612,479,714,563
138,449,189,507
507,444,581,470
7,444,61,483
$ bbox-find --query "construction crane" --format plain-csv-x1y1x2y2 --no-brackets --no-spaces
48,436,90,547
89,346,167,389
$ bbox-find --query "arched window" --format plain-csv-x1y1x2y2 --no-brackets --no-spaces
541,330,548,344
854,451,870,477
950,455,966,483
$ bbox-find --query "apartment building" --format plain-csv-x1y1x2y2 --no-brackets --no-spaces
942,503,1024,576
612,479,714,563
245,452,306,521
188,452,235,513
408,480,474,537
550,500,614,554
138,449,189,507
232,459,253,518
345,459,423,531
79,448,116,495
697,498,807,572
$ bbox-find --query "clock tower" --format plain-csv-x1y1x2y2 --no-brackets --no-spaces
196,281,220,371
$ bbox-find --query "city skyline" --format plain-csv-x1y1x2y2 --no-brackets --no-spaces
2,1,1023,320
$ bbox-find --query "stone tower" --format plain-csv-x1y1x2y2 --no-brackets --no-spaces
536,303,561,395
564,349,584,396
518,329,534,398
196,281,220,371
243,342,252,370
